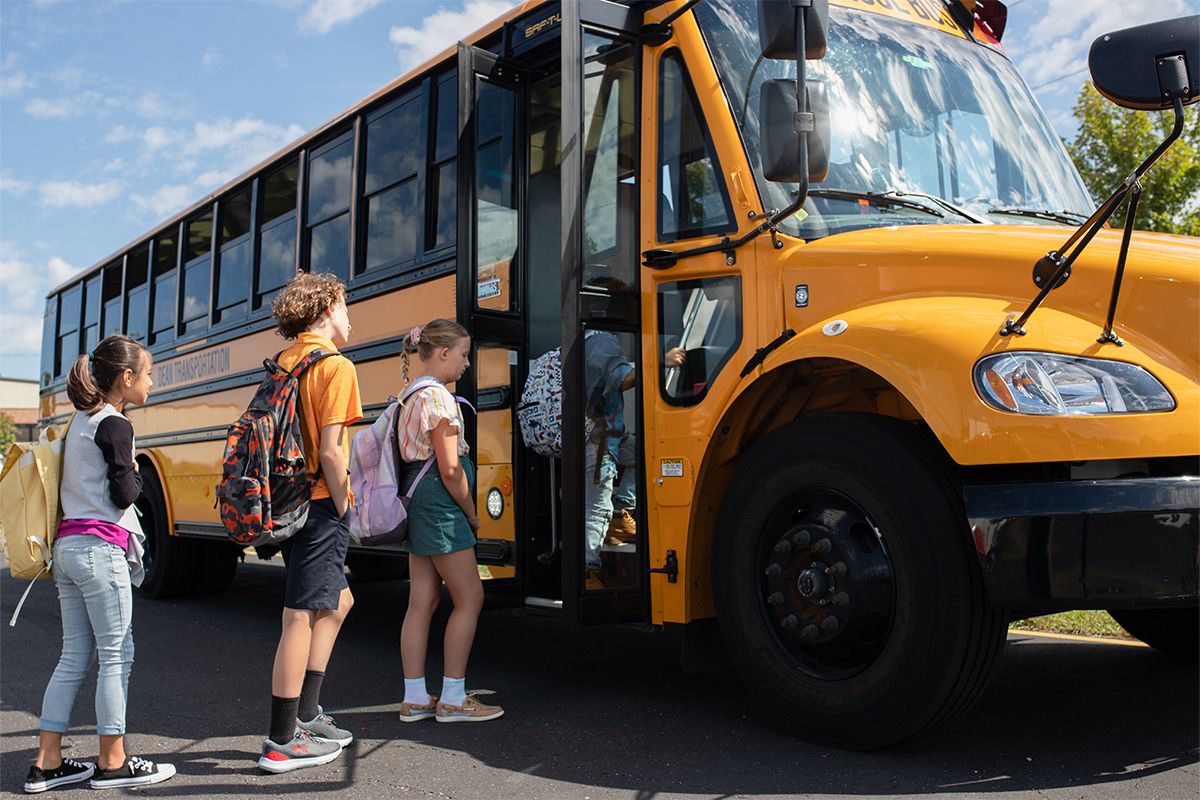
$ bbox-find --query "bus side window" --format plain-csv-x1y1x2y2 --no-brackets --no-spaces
657,276,741,405
657,50,736,243
180,210,212,336
150,232,178,346
215,187,252,324
257,162,298,310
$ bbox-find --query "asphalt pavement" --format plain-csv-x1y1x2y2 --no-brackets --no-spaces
2,560,1197,800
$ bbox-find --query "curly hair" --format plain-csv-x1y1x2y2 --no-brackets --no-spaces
271,272,346,339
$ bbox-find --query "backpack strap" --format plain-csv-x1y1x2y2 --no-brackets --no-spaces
403,457,436,500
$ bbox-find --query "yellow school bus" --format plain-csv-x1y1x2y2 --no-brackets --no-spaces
39,0,1199,748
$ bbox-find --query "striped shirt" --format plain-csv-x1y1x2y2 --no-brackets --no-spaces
396,382,470,462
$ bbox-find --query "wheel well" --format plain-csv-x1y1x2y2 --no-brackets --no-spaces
135,453,174,533
685,358,938,618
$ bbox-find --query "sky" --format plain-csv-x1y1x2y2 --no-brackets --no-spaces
2,0,1198,382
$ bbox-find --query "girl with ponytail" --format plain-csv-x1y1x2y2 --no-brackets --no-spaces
395,318,504,724
25,334,176,792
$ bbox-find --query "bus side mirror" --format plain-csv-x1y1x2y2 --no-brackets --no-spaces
1089,15,1199,110
760,79,829,183
757,0,828,59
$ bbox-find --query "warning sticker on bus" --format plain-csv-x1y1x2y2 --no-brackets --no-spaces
831,0,966,39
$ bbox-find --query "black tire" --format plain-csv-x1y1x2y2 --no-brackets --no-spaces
1110,608,1199,658
136,463,201,599
713,413,1007,750
192,541,242,595
346,552,409,581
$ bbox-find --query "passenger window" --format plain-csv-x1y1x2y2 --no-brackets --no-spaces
364,91,422,273
56,283,82,376
41,297,56,387
657,51,735,242
427,71,457,252
150,233,177,346
257,162,298,310
306,134,353,284
216,187,252,323
82,275,101,353
101,263,122,338
125,246,150,343
180,211,212,336
657,276,741,405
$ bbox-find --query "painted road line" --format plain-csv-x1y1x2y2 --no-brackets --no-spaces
1008,629,1147,647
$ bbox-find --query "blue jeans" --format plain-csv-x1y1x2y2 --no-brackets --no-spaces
613,433,637,513
584,440,616,571
39,535,134,736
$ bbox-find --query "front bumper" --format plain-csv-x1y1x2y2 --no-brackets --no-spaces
964,476,1199,611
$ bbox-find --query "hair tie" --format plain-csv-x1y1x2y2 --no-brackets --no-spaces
407,326,422,347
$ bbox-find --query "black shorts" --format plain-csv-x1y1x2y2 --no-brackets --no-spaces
280,498,349,611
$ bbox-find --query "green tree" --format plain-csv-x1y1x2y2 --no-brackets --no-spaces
1067,83,1200,236
0,412,15,451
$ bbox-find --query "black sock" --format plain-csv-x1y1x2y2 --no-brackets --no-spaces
298,670,325,722
270,696,300,744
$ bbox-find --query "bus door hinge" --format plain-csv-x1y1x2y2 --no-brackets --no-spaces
648,550,679,583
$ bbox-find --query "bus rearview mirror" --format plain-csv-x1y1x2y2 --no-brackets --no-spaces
759,79,830,184
757,0,828,60
1089,15,1199,110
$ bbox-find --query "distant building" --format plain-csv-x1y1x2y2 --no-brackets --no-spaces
0,376,39,442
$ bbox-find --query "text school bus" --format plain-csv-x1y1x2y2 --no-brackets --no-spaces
39,0,1198,748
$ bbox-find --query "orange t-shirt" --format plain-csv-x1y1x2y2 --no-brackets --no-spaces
276,332,363,503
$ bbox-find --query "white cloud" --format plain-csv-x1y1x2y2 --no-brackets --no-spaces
301,0,382,34
37,179,123,209
143,126,179,150
201,48,224,71
105,124,135,144
101,158,126,173
131,184,195,218
24,97,78,119
0,70,34,98
389,0,517,68
47,256,79,284
0,170,33,197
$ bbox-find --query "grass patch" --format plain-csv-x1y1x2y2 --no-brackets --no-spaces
1010,610,1131,639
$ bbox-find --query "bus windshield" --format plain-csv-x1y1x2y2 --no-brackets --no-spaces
695,0,1096,238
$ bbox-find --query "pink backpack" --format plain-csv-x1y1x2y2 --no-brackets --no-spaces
348,377,438,546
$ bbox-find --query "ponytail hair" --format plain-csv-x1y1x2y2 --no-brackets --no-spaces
401,318,470,387
66,335,149,413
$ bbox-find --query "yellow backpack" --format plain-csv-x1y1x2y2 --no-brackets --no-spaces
0,414,73,624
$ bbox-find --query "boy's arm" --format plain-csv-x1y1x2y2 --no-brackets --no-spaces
318,422,351,517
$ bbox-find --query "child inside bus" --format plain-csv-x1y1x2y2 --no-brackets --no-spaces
258,272,363,773
26,334,177,792
396,319,503,723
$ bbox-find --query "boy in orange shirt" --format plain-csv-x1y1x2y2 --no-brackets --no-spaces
257,273,363,774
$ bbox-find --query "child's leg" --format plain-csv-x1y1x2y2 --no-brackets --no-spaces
78,544,134,768
431,549,484,679
582,440,616,571
307,586,354,674
37,545,97,768
401,556,442,680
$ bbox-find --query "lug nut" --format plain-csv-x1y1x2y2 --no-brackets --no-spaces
764,563,782,577
813,538,832,554
830,561,847,576
821,616,840,632
766,591,784,606
832,591,850,606
773,540,792,556
781,614,799,630
800,624,819,639
792,529,811,546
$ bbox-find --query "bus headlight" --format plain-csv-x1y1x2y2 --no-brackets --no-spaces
974,352,1174,415
486,488,504,520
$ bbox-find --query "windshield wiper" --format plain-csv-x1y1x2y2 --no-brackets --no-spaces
988,207,1089,225
807,188,945,218
808,188,987,223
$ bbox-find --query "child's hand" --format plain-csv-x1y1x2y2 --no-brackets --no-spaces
467,514,481,532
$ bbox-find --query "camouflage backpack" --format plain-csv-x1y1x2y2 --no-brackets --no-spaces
216,349,339,547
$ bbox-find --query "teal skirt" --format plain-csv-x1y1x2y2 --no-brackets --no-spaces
400,457,476,556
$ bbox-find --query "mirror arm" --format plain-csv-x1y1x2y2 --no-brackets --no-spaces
1097,181,1143,346
638,0,703,46
1000,96,1185,337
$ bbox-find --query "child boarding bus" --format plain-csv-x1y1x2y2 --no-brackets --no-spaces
38,0,1198,748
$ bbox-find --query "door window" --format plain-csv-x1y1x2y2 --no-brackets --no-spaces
657,276,742,404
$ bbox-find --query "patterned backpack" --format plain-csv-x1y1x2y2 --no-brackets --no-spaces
518,348,564,457
347,376,439,546
216,349,338,547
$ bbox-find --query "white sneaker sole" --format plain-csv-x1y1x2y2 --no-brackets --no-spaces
257,748,341,774
24,767,95,793
90,763,176,789
435,709,505,723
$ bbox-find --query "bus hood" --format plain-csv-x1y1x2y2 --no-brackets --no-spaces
789,224,1199,381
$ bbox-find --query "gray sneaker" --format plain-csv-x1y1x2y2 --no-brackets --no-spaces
258,731,342,774
296,706,353,747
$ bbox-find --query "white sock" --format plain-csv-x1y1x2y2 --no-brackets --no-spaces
403,678,430,705
440,676,467,707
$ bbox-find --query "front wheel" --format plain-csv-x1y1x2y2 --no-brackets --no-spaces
713,414,1007,750
136,463,201,599
1110,608,1199,658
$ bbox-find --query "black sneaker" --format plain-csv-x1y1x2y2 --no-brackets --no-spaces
23,758,94,793
89,756,176,789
